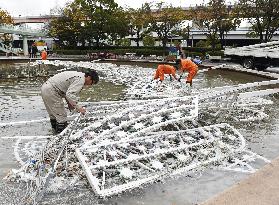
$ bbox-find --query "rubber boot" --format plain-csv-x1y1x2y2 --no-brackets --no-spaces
186,81,192,87
55,122,68,134
50,119,57,130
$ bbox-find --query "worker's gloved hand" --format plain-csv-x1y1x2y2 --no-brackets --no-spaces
157,80,162,86
67,102,75,111
178,76,182,82
77,107,86,115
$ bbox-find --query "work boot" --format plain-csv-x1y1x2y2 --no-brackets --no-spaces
50,119,57,130
186,81,192,87
55,122,68,134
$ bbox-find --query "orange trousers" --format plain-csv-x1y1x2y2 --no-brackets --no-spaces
186,69,198,83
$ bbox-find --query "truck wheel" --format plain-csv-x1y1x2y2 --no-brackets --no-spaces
243,58,254,69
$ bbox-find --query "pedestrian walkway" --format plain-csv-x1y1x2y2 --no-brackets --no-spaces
201,156,279,205
0,55,88,61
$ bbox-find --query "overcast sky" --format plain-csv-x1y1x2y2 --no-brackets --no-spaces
0,0,208,17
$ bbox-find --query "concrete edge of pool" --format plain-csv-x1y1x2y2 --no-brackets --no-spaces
200,156,279,205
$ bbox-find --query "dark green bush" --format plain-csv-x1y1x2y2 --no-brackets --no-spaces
195,40,207,48
184,52,204,59
54,50,88,55
54,47,168,56
183,47,214,54
207,50,224,56
53,46,221,57
143,36,155,47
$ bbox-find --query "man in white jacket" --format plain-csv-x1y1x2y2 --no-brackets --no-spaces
41,70,99,134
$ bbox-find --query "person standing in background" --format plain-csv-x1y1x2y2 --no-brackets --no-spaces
41,48,47,60
31,43,38,58
176,43,184,59
28,45,32,58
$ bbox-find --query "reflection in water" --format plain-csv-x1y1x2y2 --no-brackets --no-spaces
202,69,268,88
0,77,125,123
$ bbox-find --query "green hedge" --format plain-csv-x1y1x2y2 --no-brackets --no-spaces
183,47,215,53
54,46,221,57
184,52,204,58
59,46,166,51
55,50,88,55
54,48,168,56
207,50,224,57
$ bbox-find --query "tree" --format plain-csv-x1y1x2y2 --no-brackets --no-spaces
146,2,186,48
191,0,240,48
77,0,129,47
143,35,155,46
106,7,131,46
172,23,191,47
0,8,14,45
48,1,86,47
236,0,279,42
48,0,130,48
0,8,13,25
115,38,131,46
128,3,152,47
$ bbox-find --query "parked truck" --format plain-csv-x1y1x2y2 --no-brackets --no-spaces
224,41,279,70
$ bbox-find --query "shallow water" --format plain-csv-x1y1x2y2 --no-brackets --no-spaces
1,62,279,205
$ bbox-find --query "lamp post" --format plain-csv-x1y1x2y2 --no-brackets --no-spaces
191,32,194,47
225,3,232,48
129,23,133,38
186,23,190,47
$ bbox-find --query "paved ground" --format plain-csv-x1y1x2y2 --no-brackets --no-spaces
0,55,88,61
201,157,279,205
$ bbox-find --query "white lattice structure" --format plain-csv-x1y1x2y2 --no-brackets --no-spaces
76,96,199,147
76,123,246,197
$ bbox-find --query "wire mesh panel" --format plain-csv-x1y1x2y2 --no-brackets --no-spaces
76,123,245,197
74,96,199,146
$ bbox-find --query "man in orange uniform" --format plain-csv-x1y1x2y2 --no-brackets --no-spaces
154,64,178,82
176,59,198,86
41,48,48,60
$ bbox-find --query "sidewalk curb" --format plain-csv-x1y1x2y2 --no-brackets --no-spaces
200,157,279,205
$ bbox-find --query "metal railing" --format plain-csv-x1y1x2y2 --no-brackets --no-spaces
0,24,46,36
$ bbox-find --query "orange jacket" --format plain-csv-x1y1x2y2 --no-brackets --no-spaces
180,59,198,73
41,50,47,60
154,65,177,81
